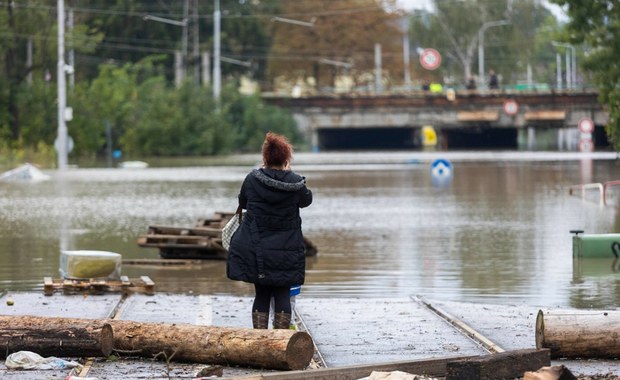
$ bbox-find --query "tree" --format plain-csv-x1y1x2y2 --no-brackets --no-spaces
1,2,57,143
0,1,102,151
552,0,620,149
267,0,404,91
409,0,553,87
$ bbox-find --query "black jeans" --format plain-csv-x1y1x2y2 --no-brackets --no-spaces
252,284,291,314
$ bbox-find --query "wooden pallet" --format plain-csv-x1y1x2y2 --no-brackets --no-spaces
137,211,318,259
43,275,155,296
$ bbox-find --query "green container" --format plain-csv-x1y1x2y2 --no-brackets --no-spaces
573,257,620,278
573,234,620,259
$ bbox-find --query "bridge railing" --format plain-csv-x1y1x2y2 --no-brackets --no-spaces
569,180,620,207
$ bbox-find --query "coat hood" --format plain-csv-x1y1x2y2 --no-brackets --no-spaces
251,168,305,191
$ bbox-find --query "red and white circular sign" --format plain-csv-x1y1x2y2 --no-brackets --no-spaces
503,99,519,116
420,48,441,70
578,118,594,134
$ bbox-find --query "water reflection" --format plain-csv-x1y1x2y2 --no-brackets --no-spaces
0,152,619,308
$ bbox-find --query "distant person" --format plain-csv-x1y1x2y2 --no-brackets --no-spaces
421,80,430,91
227,132,313,329
466,76,477,90
489,69,499,89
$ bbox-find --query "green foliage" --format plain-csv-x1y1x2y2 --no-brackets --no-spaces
17,80,57,146
553,0,620,149
223,85,301,152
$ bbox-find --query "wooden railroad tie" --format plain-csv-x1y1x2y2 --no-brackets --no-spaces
43,275,155,296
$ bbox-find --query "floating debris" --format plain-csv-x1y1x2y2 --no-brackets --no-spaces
0,163,50,183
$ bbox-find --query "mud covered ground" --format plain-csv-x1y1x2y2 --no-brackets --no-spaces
0,293,618,379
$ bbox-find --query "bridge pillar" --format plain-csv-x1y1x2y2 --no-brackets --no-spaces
527,127,536,150
311,130,319,152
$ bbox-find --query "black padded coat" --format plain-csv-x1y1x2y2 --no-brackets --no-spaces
226,168,313,287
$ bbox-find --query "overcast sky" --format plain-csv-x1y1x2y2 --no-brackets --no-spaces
396,0,568,22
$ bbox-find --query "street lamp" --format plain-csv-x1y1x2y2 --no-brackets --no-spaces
552,41,576,89
318,58,353,69
143,12,189,87
271,16,316,28
478,20,511,86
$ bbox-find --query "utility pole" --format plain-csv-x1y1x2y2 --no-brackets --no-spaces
27,38,33,84
56,0,68,170
374,43,382,94
67,7,74,92
213,0,221,100
182,0,189,79
192,0,200,85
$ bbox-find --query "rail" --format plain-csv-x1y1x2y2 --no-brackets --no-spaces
603,180,620,206
569,180,620,206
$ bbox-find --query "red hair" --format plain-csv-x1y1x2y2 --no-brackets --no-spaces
262,132,292,167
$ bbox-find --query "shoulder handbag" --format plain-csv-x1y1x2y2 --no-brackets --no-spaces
222,205,242,250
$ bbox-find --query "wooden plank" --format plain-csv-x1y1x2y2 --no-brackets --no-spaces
138,241,220,250
234,355,476,380
446,349,551,380
123,258,207,266
147,225,221,237
524,110,565,121
44,277,53,296
457,110,499,122
138,234,213,242
140,276,155,293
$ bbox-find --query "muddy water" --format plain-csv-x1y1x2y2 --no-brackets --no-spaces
1,152,619,308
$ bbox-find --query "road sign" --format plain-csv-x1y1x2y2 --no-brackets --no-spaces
431,158,452,178
578,118,594,134
420,48,441,70
54,135,74,154
503,99,519,116
579,138,593,152
431,158,453,188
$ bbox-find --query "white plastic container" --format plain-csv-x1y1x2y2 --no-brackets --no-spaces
59,250,122,280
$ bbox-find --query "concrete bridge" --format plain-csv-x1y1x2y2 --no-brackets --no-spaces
263,90,608,151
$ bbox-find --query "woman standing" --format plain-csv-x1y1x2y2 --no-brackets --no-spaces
227,132,313,329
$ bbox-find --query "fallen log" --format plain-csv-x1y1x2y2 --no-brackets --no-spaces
445,348,550,380
0,315,113,358
107,319,314,370
536,309,620,359
1,315,314,370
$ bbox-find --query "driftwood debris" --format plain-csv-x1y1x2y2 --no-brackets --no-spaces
523,365,577,380
445,348,550,380
0,315,114,358
0,315,314,370
536,309,620,359
107,319,314,370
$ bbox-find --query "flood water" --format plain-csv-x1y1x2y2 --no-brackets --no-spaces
1,151,619,309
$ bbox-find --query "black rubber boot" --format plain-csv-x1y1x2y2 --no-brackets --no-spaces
252,311,269,329
273,312,291,329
